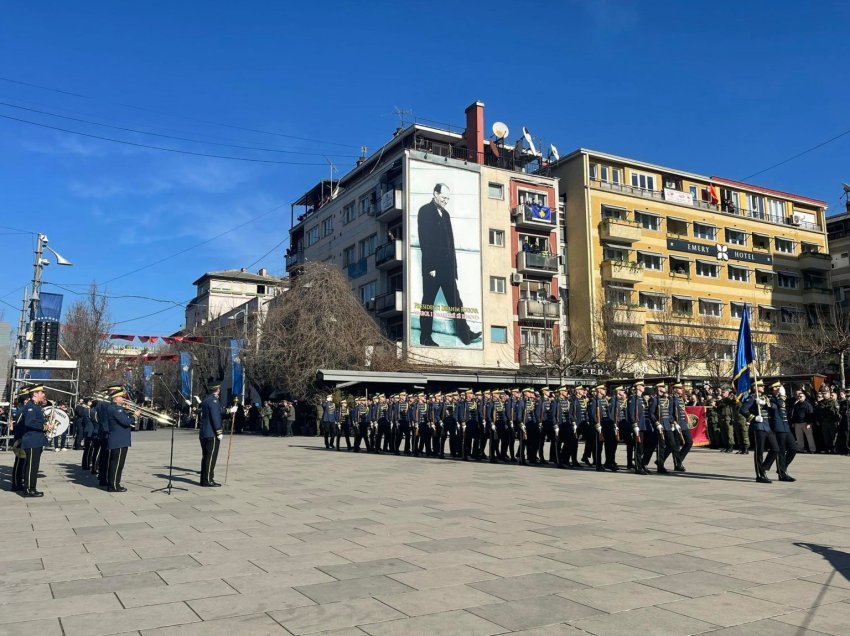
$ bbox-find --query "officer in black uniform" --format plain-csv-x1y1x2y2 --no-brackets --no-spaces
321,395,337,450
106,386,135,492
336,397,352,451
442,392,459,458
649,383,677,474
199,384,224,487
429,392,444,458
571,386,590,468
394,392,411,455
740,380,779,483
21,385,48,497
94,385,121,487
353,396,372,452
670,383,692,471
612,386,629,470
539,388,557,465
554,386,574,468
761,381,797,482
589,384,614,472
9,386,31,492
627,381,649,475
77,398,95,469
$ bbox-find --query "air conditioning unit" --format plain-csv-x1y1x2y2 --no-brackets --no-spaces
510,272,524,284
790,214,802,226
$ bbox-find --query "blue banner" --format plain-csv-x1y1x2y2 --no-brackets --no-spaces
36,292,63,321
733,305,755,402
230,339,244,399
179,351,192,397
143,365,153,401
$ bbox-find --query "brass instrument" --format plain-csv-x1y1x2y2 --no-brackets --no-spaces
92,392,175,426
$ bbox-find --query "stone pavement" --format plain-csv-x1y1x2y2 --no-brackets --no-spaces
2,430,850,635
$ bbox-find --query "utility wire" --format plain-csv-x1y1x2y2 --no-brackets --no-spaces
0,75,361,149
246,235,290,270
0,101,359,158
0,113,332,165
742,128,850,180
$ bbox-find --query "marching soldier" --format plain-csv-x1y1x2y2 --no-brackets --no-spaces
486,390,508,464
670,383,692,471
353,396,372,452
649,382,677,473
337,396,352,451
20,385,48,497
539,388,557,465
740,380,779,483
412,393,430,456
456,389,476,461
588,385,615,472
321,395,337,450
199,383,224,487
503,388,519,462
377,394,392,453
105,386,134,492
627,381,649,475
388,394,399,453
517,388,537,465
429,392,444,458
9,386,31,492
611,386,629,470
441,392,459,458
78,398,95,470
94,385,121,487
554,386,574,468
571,386,590,469
368,395,381,453
761,381,797,482
395,392,412,455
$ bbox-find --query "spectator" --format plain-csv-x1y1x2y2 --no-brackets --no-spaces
790,389,816,452
285,401,296,437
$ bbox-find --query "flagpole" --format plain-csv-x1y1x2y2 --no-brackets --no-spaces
748,303,762,418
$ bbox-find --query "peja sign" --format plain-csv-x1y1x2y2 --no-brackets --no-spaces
666,238,773,265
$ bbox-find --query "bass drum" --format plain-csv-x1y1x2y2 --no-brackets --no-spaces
43,406,71,440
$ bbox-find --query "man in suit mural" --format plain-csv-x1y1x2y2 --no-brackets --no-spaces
417,183,481,347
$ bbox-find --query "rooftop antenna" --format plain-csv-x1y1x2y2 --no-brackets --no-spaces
394,106,413,128
843,182,850,212
327,158,339,199
360,145,368,160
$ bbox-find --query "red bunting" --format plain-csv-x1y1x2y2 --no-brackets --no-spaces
110,334,135,341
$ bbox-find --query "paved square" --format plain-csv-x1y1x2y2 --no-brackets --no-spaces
2,430,850,635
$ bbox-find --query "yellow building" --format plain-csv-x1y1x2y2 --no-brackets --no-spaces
551,149,831,378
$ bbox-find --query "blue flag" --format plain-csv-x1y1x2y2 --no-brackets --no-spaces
530,204,552,223
179,351,192,398
143,365,153,401
733,305,755,402
230,339,244,399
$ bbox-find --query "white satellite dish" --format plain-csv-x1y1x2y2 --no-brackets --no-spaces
522,126,539,157
549,144,560,162
492,121,510,140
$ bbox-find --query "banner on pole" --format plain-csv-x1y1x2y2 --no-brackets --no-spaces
143,365,153,401
230,339,244,398
685,406,710,447
179,351,192,397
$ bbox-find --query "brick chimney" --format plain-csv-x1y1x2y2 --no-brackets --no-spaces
464,101,485,163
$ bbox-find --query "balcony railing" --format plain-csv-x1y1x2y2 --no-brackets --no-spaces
518,299,560,321
517,251,559,275
608,305,647,326
285,252,304,269
347,258,368,279
513,204,556,228
798,251,832,271
375,290,403,315
377,190,403,221
375,240,403,269
599,218,641,242
601,259,644,284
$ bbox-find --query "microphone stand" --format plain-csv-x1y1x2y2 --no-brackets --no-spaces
151,374,187,495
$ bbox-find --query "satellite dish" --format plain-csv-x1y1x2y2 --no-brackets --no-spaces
843,182,850,194
492,121,510,140
522,126,539,157
549,144,560,162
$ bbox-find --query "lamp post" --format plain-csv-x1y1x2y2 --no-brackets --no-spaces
19,233,73,360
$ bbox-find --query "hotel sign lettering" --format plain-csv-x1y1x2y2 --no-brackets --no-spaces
666,238,773,265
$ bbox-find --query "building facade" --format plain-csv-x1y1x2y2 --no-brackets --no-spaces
827,209,850,309
287,102,565,371
185,268,285,331
550,149,830,377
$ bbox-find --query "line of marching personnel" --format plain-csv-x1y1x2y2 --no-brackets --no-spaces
320,380,698,474
8,384,134,496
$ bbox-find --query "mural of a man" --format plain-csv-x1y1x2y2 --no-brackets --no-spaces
417,183,481,347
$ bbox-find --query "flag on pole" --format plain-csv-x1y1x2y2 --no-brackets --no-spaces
143,365,153,401
733,304,756,402
230,339,244,398
179,351,192,397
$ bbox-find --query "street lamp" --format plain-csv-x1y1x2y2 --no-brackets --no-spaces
20,233,73,359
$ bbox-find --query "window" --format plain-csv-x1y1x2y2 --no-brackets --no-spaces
775,237,795,254
306,225,320,246
725,228,746,245
257,285,266,295
603,244,630,262
781,307,803,325
639,292,665,312
488,182,504,199
321,217,333,238
672,296,693,316
753,233,770,250
670,256,690,276
667,217,689,236
804,273,828,290
491,326,508,344
518,189,547,206
342,244,356,267
600,165,621,184
359,233,377,259
601,205,628,220
488,229,505,247
758,306,777,323
777,272,800,289
489,276,506,294
693,223,717,240
631,171,656,191
664,176,682,190
342,202,356,225
634,211,660,231
637,251,663,271
520,234,551,254
605,286,632,306
767,198,785,222
521,327,551,348
801,242,820,254
520,280,549,301
358,194,373,216
689,185,699,201
699,299,722,317
589,163,597,180
721,188,740,214
359,281,376,305
755,270,774,286
747,194,766,219
696,261,720,278
728,265,750,282
730,302,752,319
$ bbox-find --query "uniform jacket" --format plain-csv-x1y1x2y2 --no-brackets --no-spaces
94,400,111,438
21,402,47,450
554,397,572,426
321,402,338,423
106,402,134,449
670,396,689,428
648,395,673,431
627,394,648,430
739,394,771,433
199,394,224,439
766,394,792,434
589,396,613,428
570,396,589,425
75,404,94,437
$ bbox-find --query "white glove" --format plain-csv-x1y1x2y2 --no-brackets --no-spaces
674,423,681,432
595,425,602,432
572,425,577,434
227,406,237,414
633,426,640,435
754,416,763,423
217,433,223,440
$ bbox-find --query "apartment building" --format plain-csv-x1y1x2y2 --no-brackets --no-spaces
550,149,830,374
185,268,285,331
287,102,565,371
827,209,850,309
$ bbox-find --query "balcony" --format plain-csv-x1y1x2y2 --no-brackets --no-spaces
375,290,403,316
798,251,832,271
802,285,833,305
375,240,403,269
599,218,641,243
376,190,403,222
512,204,556,229
518,299,560,321
285,251,304,270
601,259,644,284
610,306,647,326
347,258,368,279
516,251,559,276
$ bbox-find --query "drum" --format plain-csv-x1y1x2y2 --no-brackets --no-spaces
43,406,71,440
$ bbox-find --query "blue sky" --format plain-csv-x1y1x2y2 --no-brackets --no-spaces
1,1,848,336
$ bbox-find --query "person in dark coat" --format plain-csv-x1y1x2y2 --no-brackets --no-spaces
21,385,48,497
105,387,135,492
199,384,224,487
417,183,481,347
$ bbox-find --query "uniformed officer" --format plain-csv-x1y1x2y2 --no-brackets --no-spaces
761,381,797,482
94,385,121,487
627,381,649,475
649,382,677,473
717,388,736,452
442,392,459,458
670,383,692,470
336,396,352,451
539,388,557,465
21,385,48,497
105,386,134,492
589,385,615,471
571,386,591,468
395,392,412,455
321,395,337,450
554,386,574,468
503,388,519,463
487,390,508,464
612,386,629,470
77,398,95,470
368,395,380,453
9,386,31,492
456,389,477,461
411,393,430,456
353,396,372,452
518,388,537,465
429,392,444,458
376,394,392,453
739,380,779,483
199,384,224,487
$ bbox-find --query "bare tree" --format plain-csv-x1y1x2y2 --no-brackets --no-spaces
59,283,114,395
594,302,646,377
796,302,850,388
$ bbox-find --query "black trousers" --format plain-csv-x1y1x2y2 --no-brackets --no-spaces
676,425,693,463
497,420,514,459
540,422,556,462
74,425,85,450
200,436,221,484
396,421,411,454
751,428,781,478
322,421,335,448
107,447,128,489
12,452,26,489
599,422,618,467
336,422,352,450
376,418,392,452
442,420,458,457
81,436,94,469
89,438,101,474
641,429,658,468
617,421,634,467
763,430,796,475
419,272,473,342
24,447,43,492
353,421,371,451
660,428,683,467
98,437,110,485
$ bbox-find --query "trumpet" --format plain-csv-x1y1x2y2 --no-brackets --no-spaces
93,393,175,426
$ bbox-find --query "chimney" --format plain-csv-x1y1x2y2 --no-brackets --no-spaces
464,101,485,163
257,267,268,277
